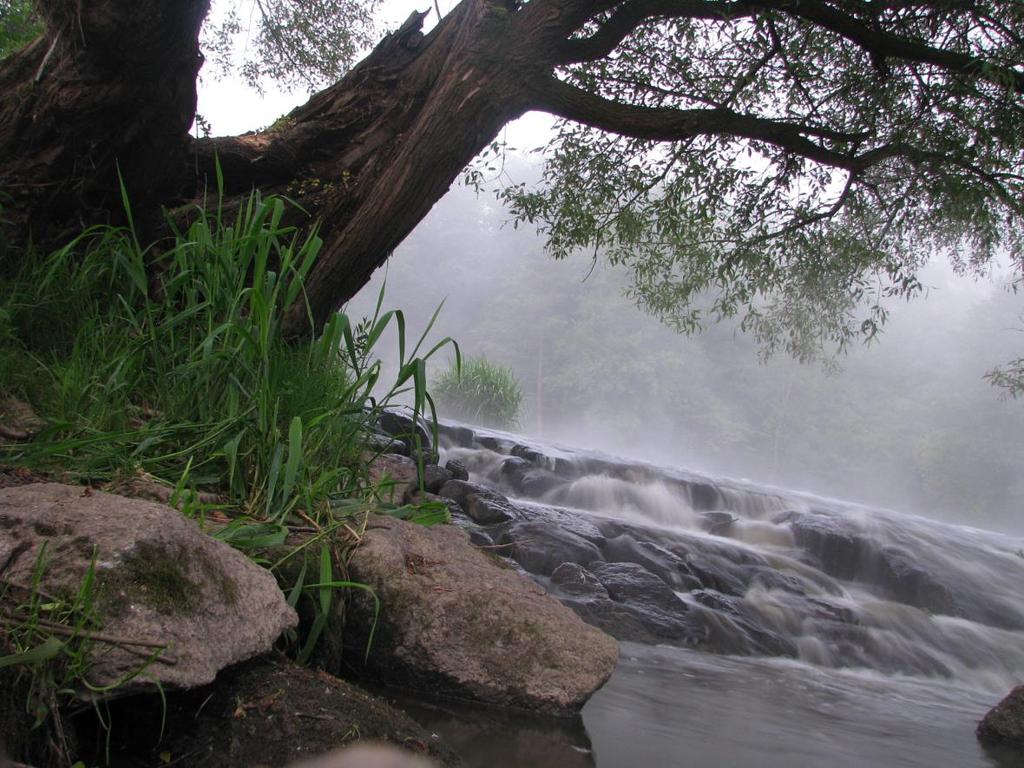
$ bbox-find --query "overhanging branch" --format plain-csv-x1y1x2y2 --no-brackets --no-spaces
753,0,1024,94
532,76,869,169
556,0,1024,96
557,0,754,64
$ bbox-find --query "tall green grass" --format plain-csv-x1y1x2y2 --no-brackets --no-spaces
0,184,460,764
432,355,522,429
0,189,455,527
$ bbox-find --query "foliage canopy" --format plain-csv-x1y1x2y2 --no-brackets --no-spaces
201,0,379,91
501,0,1024,361
0,0,37,59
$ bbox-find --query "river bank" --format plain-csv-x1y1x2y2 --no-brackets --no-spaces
3,410,1024,767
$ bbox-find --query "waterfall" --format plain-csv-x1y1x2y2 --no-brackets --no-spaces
436,420,1024,694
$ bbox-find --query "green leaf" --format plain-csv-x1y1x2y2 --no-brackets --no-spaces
0,636,64,669
280,416,303,511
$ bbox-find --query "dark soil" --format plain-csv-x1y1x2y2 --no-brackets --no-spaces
74,654,460,767
0,670,61,768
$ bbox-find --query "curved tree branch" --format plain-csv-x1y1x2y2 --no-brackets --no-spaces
750,0,1024,93
557,0,754,64
532,76,870,169
556,0,1024,96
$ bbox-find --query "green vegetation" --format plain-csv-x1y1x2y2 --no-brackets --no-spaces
498,4,1023,365
986,357,1024,400
202,0,379,91
0,186,458,752
0,187,451,523
0,0,37,60
1,547,102,756
433,355,523,430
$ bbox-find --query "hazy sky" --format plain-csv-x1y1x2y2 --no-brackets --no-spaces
196,0,555,143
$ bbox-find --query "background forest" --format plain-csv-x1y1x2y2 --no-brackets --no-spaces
348,175,1024,534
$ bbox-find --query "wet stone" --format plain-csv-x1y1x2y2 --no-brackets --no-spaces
438,423,476,448
978,685,1024,748
590,561,687,617
550,563,608,599
697,511,737,535
445,459,469,481
601,534,701,592
437,480,517,525
495,520,604,577
422,464,453,494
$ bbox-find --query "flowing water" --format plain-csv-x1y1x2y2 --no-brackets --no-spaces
411,421,1024,767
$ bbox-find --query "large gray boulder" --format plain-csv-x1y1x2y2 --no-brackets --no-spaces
345,515,619,714
0,483,295,694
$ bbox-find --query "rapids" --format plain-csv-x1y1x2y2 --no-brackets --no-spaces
425,420,1024,767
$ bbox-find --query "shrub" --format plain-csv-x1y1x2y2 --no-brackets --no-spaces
432,355,522,429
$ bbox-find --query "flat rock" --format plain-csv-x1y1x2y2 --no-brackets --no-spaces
550,563,608,599
345,515,619,714
493,520,604,577
0,483,295,694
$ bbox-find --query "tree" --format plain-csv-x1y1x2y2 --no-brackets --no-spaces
0,0,1021,346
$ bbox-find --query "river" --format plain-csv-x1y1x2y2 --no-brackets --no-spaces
404,420,1024,767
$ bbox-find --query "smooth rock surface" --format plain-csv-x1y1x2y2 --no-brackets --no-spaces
345,515,619,713
289,744,438,768
493,520,604,577
0,483,295,694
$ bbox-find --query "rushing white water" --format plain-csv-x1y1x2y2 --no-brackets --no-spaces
430,421,1024,766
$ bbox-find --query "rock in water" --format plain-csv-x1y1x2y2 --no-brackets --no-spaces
0,483,296,694
977,685,1024,746
345,515,619,713
437,480,517,524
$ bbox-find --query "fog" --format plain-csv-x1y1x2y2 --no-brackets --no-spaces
345,168,1024,535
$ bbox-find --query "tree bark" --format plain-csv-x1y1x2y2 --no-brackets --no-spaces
0,0,208,247
0,0,567,337
196,0,568,336
5,0,1003,336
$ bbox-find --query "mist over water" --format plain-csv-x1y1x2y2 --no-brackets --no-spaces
348,175,1024,534
348,174,1024,766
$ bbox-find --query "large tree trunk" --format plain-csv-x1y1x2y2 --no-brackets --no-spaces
0,0,208,245
0,0,570,336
